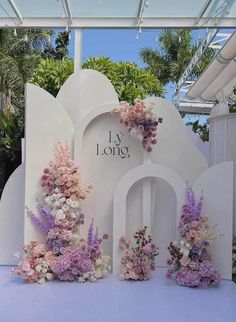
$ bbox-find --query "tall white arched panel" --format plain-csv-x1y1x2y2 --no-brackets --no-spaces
144,97,208,183
193,162,233,280
209,113,236,234
24,84,74,243
74,103,143,257
57,69,119,126
113,164,185,275
0,164,25,264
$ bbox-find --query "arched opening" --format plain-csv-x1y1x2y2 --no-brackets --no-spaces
113,164,185,275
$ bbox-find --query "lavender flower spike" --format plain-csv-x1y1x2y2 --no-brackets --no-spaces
37,203,55,229
26,208,49,234
87,219,94,247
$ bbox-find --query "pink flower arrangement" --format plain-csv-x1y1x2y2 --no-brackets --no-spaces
115,99,162,152
166,184,221,288
12,241,55,284
119,227,159,280
12,143,111,283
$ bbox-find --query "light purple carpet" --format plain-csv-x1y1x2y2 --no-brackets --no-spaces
0,267,235,322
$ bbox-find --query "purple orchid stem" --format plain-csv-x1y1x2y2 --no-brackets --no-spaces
87,219,94,246
194,191,204,219
94,227,99,245
185,183,196,219
76,213,85,226
37,203,55,229
27,208,49,234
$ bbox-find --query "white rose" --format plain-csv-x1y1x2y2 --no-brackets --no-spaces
183,250,189,257
95,270,102,279
46,273,54,281
89,276,97,282
62,205,69,212
54,201,60,207
38,277,46,284
130,128,138,137
66,199,72,205
45,196,51,204
70,212,76,219
96,259,102,266
35,265,42,273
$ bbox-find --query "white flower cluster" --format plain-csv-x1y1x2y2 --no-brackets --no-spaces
35,262,55,284
173,240,191,257
44,188,81,221
77,255,111,283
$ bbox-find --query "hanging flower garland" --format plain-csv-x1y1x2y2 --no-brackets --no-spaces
114,99,162,152
119,226,159,280
166,184,221,288
12,143,111,283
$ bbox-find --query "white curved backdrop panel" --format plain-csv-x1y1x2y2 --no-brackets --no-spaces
74,103,144,257
113,164,185,275
24,83,74,243
193,162,233,280
0,164,25,264
144,97,208,183
57,69,119,125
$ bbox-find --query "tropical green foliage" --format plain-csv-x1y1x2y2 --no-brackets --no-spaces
140,29,215,85
31,58,74,96
0,29,51,196
83,56,164,103
42,31,71,60
186,119,209,142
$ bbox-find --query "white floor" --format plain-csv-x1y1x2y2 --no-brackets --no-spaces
0,267,235,322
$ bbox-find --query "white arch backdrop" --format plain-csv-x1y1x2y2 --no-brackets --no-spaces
112,164,185,275
0,70,233,280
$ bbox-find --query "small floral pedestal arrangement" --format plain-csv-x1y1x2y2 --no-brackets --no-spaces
166,184,221,288
119,227,159,280
115,99,162,152
12,143,111,283
233,236,236,281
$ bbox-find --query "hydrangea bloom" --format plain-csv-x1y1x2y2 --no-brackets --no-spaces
119,227,159,280
115,99,162,152
166,184,221,288
12,143,110,283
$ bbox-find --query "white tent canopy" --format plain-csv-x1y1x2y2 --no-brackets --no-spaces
0,0,236,28
186,31,236,102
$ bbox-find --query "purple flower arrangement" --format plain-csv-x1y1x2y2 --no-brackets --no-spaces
115,99,162,152
12,143,111,283
119,227,159,280
166,184,221,288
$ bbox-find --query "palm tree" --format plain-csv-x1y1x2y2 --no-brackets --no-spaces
0,29,51,108
139,29,215,86
0,28,51,196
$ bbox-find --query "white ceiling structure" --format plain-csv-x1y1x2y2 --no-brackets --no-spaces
0,0,236,28
186,31,236,103
1,0,236,115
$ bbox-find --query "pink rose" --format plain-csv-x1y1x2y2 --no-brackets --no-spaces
189,229,197,238
180,256,190,267
191,221,198,228
20,260,31,272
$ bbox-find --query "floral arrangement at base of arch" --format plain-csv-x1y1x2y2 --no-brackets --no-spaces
119,226,159,280
12,143,111,284
166,184,221,288
114,99,162,152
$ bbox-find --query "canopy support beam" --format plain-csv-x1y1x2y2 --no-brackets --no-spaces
8,0,23,24
74,28,83,71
